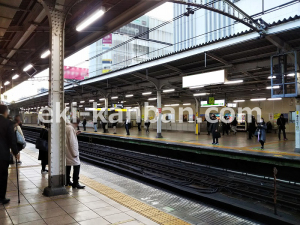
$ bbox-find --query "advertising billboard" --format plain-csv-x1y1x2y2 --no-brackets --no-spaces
64,66,89,80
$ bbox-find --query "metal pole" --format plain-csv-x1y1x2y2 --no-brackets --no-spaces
156,90,163,138
39,0,68,196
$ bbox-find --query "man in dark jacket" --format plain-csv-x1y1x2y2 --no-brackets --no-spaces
277,114,287,140
82,117,87,131
0,105,19,204
210,114,219,145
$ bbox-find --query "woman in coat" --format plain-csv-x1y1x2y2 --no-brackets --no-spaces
257,118,267,150
65,118,85,189
38,123,49,174
210,114,220,145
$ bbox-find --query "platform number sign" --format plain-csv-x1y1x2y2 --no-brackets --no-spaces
209,97,215,105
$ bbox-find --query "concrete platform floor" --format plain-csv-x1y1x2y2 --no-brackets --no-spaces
25,124,300,159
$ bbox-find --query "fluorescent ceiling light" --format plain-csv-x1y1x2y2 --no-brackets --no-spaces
164,104,171,107
89,99,94,102
233,100,245,102
99,98,105,101
80,101,85,103
170,104,179,106
12,74,19,80
268,76,276,79
250,98,266,101
266,86,280,89
76,9,105,31
23,64,33,71
72,102,77,105
4,81,10,85
224,80,243,84
125,94,133,97
65,103,69,105
97,103,101,105
183,103,191,105
267,98,282,101
41,50,50,58
189,86,204,89
79,105,83,107
163,89,175,93
193,93,207,96
287,73,295,77
148,98,157,101
111,96,118,99
142,92,152,95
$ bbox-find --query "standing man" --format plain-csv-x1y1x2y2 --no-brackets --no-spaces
124,116,130,135
277,114,287,140
231,116,238,135
65,118,85,189
93,116,97,132
0,105,19,204
137,116,141,132
82,117,87,131
112,116,118,134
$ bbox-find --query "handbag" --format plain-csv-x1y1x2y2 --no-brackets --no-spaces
16,130,26,145
254,128,260,137
35,138,48,152
214,132,221,138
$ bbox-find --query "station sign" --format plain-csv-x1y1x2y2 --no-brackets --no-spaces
182,69,225,88
201,99,225,107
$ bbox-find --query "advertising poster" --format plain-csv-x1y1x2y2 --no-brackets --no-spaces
64,66,89,80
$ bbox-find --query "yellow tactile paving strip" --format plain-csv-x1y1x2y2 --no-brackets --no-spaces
84,130,300,158
80,174,190,225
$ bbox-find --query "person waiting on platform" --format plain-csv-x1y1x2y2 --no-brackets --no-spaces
102,117,108,133
124,117,131,135
231,116,237,135
257,118,267,150
65,118,85,189
222,116,229,135
93,116,97,132
277,114,287,141
14,115,24,164
210,114,220,145
82,117,87,131
205,117,211,135
0,105,19,205
38,123,49,174
112,116,118,134
247,115,256,140
137,116,141,131
145,117,150,133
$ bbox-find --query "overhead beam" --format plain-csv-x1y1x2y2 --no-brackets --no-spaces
265,35,293,52
206,52,230,65
162,64,184,76
0,3,30,12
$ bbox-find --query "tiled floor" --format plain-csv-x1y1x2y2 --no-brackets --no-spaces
1,152,169,225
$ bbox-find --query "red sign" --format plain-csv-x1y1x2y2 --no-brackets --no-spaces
158,108,162,113
102,34,112,44
64,66,89,80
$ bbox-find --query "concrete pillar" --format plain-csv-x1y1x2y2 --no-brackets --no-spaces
39,0,68,196
104,98,108,118
295,98,300,153
156,90,163,138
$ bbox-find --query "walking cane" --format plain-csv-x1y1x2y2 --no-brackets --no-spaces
15,157,20,204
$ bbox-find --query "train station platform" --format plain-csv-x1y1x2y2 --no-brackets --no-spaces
1,143,261,225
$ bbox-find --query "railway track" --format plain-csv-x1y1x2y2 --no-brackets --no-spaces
23,128,300,224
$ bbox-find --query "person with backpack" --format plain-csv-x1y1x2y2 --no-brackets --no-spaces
0,105,19,204
277,114,287,140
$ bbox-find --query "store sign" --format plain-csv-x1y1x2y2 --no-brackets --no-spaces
201,99,225,107
102,34,112,44
64,66,89,80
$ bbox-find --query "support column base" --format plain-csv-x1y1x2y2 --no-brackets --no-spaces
156,133,163,138
295,148,300,153
43,186,68,197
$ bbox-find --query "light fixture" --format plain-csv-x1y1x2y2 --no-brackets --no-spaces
89,99,94,102
193,93,207,96
111,96,118,99
164,104,171,107
266,86,280,89
79,105,83,107
125,94,133,98
146,105,154,107
163,89,175,93
99,98,105,101
287,73,295,77
224,80,243,84
267,98,282,101
65,103,69,105
76,9,105,31
41,50,50,58
4,81,10,86
189,86,204,89
12,74,19,80
170,104,179,106
1,86,3,89
268,76,276,79
142,92,152,95
97,103,101,105
250,98,266,101
148,98,157,101
183,103,191,105
80,101,85,103
233,100,245,102
72,102,77,105
23,64,33,71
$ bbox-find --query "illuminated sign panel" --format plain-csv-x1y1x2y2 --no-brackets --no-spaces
182,69,225,88
201,99,225,107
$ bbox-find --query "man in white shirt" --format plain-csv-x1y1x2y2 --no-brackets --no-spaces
124,117,130,135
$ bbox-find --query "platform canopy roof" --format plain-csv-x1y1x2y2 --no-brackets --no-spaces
0,0,166,94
